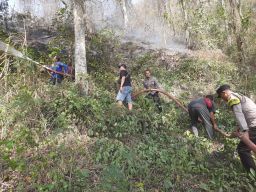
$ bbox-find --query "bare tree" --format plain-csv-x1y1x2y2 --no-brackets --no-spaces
0,0,9,31
179,0,191,48
229,0,245,64
119,0,129,28
221,0,232,46
166,0,176,36
73,0,88,95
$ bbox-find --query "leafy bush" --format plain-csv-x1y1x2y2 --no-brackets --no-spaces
1,31,256,192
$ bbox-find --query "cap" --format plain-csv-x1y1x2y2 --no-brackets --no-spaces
216,84,230,97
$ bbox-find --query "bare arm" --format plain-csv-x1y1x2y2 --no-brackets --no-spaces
233,131,256,153
210,112,230,137
210,112,218,129
120,76,125,91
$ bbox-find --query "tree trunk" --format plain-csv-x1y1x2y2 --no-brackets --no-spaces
221,0,232,46
229,0,245,64
0,0,9,31
73,0,88,95
120,0,128,28
125,0,133,10
167,0,176,36
156,0,163,17
180,0,191,48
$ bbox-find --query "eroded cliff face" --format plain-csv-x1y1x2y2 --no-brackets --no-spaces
86,0,186,51
8,0,61,21
2,0,186,51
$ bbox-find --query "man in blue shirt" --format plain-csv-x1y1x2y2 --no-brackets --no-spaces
49,56,68,85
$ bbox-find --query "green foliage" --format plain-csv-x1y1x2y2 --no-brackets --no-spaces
99,164,130,192
1,30,256,192
171,58,237,83
0,27,9,41
87,29,121,91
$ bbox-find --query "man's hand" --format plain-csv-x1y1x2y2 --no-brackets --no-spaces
227,130,256,153
119,86,123,93
231,131,239,138
213,124,218,130
228,127,241,138
212,124,230,137
224,132,231,137
229,129,248,138
238,130,249,138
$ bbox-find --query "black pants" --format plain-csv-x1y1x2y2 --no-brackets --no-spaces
237,128,256,172
188,106,214,139
146,92,162,112
49,77,63,85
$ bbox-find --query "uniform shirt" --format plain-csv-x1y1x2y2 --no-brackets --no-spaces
119,70,131,87
143,76,160,89
188,98,216,113
228,92,256,131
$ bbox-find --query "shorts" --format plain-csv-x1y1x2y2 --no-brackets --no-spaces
116,86,132,103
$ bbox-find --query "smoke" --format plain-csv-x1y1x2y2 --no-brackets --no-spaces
86,0,187,52
6,0,187,52
8,0,62,22
123,0,187,52
0,40,40,64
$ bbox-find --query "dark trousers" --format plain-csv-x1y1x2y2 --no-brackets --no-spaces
237,128,256,172
146,92,162,112
49,77,63,85
188,106,214,139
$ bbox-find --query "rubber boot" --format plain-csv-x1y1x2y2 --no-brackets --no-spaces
192,126,199,137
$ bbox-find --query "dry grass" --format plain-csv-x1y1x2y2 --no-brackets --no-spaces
192,49,228,62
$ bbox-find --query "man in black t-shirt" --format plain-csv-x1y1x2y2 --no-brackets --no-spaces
116,64,132,110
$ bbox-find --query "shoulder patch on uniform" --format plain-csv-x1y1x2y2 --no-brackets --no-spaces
228,98,240,107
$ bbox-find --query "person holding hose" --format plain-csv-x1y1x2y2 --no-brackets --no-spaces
188,95,228,139
143,69,162,112
49,56,68,85
217,84,256,171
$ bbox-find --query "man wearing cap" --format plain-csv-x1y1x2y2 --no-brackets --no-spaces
217,84,256,171
143,69,162,112
188,95,223,139
116,64,132,110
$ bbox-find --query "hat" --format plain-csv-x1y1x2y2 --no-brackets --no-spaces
118,63,127,69
216,84,230,97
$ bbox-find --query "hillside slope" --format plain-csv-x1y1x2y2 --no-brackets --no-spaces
0,31,256,192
